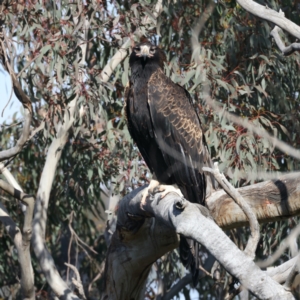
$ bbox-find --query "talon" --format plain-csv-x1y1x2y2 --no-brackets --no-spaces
155,184,183,199
140,179,160,209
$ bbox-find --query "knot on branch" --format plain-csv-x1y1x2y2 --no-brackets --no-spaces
175,198,188,210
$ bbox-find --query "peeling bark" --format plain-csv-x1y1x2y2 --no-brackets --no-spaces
207,172,300,229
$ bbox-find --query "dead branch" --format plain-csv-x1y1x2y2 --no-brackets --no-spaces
64,263,86,300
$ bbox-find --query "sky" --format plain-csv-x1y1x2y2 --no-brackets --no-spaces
0,65,22,124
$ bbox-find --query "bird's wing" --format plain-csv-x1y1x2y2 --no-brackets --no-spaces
147,68,213,203
124,81,154,172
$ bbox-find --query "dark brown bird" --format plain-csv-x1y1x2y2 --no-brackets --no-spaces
124,42,216,285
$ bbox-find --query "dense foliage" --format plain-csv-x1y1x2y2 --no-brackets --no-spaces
0,0,300,298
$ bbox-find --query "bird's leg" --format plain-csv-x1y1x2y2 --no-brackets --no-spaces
140,177,184,209
140,179,160,208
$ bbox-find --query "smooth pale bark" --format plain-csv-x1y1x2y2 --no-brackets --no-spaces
207,172,300,229
103,187,295,300
0,180,35,300
270,25,300,56
32,97,81,300
0,108,32,162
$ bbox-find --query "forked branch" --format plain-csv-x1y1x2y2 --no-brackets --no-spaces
103,186,294,299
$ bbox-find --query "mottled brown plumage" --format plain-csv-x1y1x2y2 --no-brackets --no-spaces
125,42,216,285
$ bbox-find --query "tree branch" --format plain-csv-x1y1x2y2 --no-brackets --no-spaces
236,0,300,40
103,187,294,299
204,163,259,259
266,256,298,284
271,26,300,56
269,9,300,56
32,95,80,300
0,180,35,300
207,172,300,229
0,108,32,162
205,97,300,161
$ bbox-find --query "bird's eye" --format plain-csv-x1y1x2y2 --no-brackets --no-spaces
150,48,156,53
134,47,141,51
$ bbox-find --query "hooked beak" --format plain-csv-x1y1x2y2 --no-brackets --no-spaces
138,45,152,60
141,45,150,60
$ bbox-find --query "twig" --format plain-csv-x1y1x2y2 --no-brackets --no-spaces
64,263,86,300
87,259,106,293
270,10,300,56
203,163,260,259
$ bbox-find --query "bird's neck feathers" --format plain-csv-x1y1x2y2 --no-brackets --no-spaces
130,60,161,85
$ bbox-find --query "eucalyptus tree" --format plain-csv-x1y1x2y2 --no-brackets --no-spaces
0,0,300,299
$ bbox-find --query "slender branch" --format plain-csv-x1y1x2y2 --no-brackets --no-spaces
163,274,192,300
64,263,86,300
0,108,32,162
266,256,298,284
203,163,259,259
236,0,300,40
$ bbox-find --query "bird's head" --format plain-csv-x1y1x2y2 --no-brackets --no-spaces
129,42,166,69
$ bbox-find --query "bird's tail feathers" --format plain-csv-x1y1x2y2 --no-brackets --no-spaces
179,236,200,287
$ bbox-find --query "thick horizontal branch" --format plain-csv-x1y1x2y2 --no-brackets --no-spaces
207,172,300,229
104,187,294,299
